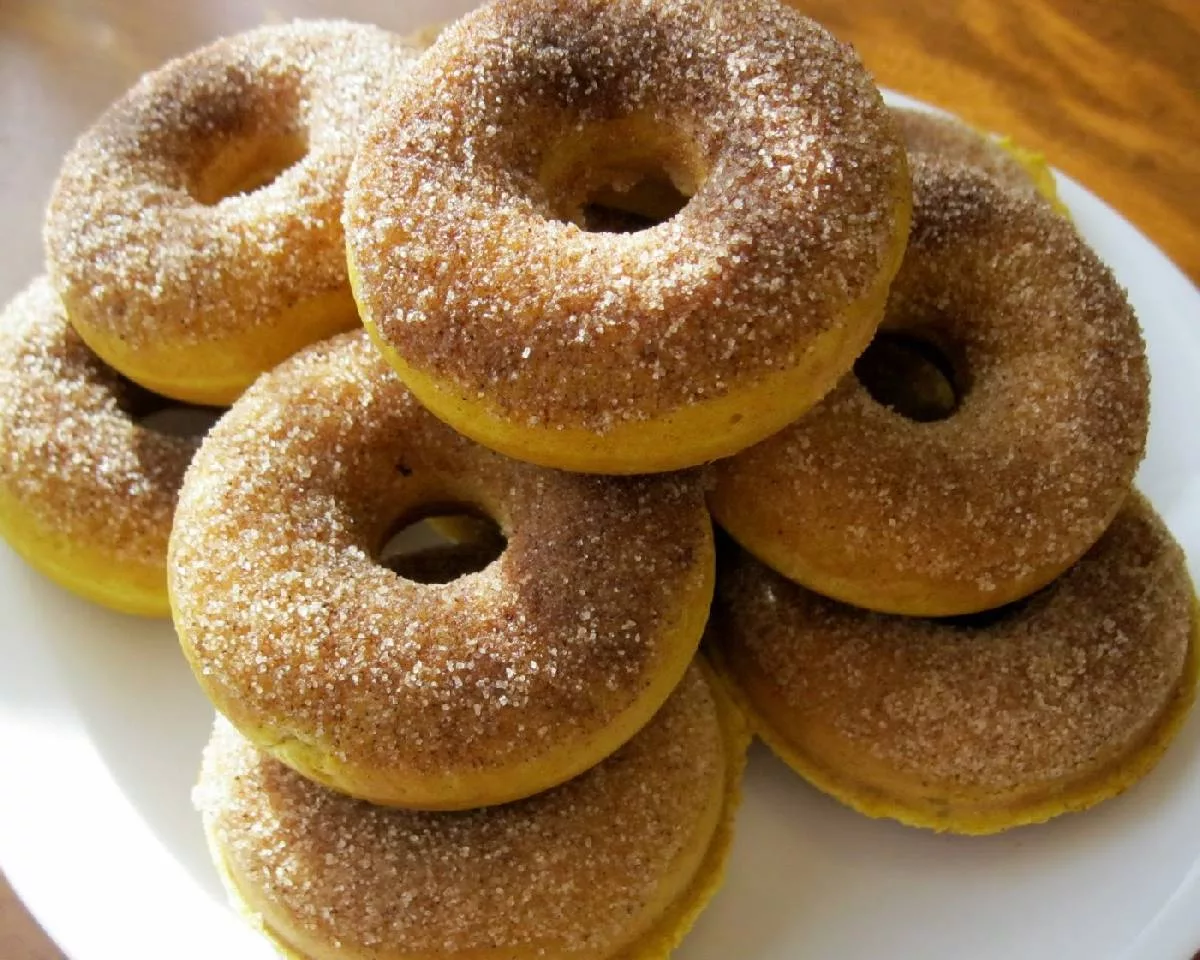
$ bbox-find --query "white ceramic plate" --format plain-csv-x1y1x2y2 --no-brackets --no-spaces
2,2,1200,958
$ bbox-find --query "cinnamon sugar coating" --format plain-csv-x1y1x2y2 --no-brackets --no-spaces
170,332,712,797
345,0,906,432
0,277,192,567
713,493,1194,794
894,108,1043,201
45,21,418,350
196,664,728,957
712,160,1148,611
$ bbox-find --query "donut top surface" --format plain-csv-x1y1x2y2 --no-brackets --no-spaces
346,0,907,432
894,108,1044,202
170,332,712,779
196,664,726,956
45,21,418,349
716,159,1149,607
0,277,193,563
715,494,1193,792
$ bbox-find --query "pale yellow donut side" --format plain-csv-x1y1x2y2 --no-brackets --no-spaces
61,289,360,407
994,136,1069,213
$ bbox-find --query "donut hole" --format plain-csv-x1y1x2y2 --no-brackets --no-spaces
854,330,964,423
122,381,224,439
580,173,692,233
191,132,308,205
380,511,507,584
541,119,701,233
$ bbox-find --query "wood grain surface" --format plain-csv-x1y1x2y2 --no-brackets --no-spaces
1,1,1197,958
792,0,1200,283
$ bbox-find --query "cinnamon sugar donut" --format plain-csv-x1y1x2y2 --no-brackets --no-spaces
894,107,1063,209
170,331,715,810
197,663,747,960
0,278,196,616
710,160,1148,616
709,494,1198,834
345,0,910,474
45,21,420,406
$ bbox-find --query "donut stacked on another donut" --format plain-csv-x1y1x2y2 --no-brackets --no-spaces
170,331,718,811
45,21,424,405
346,0,911,474
170,330,749,958
711,159,1149,617
0,21,431,615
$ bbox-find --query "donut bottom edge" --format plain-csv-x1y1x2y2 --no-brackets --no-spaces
706,600,1200,836
57,284,362,408
0,490,168,617
708,490,1129,619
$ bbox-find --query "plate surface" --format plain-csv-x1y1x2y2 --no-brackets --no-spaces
2,2,1200,959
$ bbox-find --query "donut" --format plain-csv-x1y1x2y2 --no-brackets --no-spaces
0,278,198,617
196,662,748,960
710,159,1149,616
169,331,715,810
345,0,911,474
894,107,1064,209
709,493,1199,834
44,21,421,406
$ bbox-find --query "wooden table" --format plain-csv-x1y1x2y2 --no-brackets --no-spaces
1,1,1197,957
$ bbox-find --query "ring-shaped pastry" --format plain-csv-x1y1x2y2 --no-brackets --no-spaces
46,21,420,405
346,0,910,473
170,331,715,809
711,160,1148,616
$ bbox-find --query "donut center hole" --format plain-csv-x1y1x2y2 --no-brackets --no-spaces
123,381,224,439
580,172,691,233
192,132,308,205
854,331,963,422
542,120,701,233
380,512,507,584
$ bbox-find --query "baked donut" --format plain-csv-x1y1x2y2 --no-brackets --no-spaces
709,493,1198,834
894,107,1063,209
196,662,747,960
710,160,1148,616
0,278,198,617
169,331,715,810
345,0,910,474
45,21,421,406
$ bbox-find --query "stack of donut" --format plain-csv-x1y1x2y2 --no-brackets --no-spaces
0,0,1195,957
